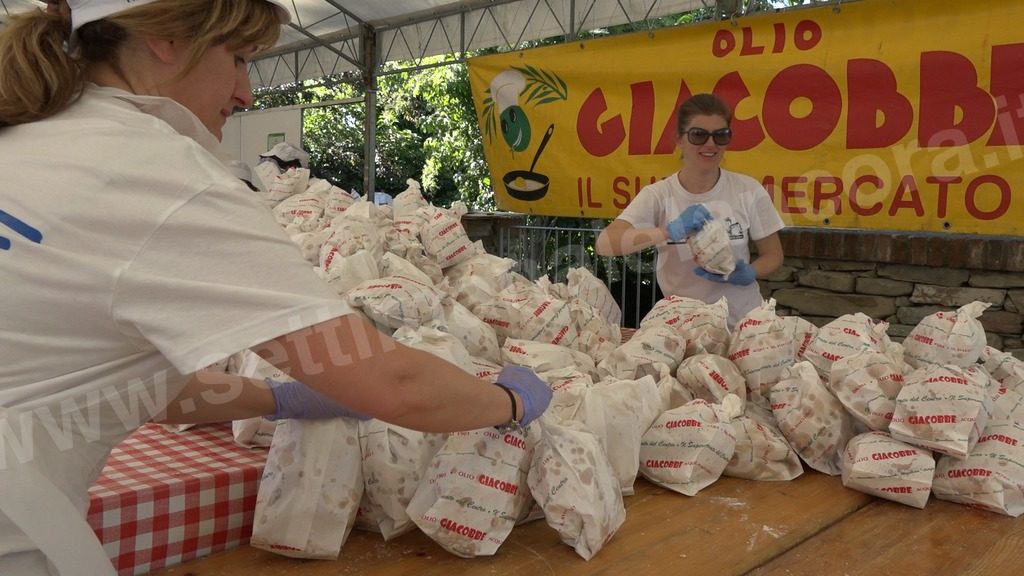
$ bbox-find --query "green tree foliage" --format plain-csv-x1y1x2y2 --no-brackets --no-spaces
249,0,805,209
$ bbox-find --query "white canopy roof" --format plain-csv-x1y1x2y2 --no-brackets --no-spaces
2,0,708,87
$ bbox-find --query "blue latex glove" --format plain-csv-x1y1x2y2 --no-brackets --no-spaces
494,365,553,428
666,204,712,242
694,259,757,286
266,377,370,421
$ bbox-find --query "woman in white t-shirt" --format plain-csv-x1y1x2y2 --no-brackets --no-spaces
596,93,785,327
0,2,550,574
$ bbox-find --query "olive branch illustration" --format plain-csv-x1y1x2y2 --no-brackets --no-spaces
481,66,569,144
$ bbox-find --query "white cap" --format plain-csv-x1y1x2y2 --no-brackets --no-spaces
68,0,292,38
259,141,310,168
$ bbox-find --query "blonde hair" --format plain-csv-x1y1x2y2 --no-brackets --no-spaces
0,0,281,127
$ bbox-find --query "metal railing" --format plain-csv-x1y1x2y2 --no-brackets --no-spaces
495,223,661,328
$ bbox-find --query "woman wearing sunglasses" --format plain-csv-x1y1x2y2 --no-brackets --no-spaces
596,93,785,328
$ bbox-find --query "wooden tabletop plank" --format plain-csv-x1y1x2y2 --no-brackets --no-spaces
747,498,1024,576
153,472,871,576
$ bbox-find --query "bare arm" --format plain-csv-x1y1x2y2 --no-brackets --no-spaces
156,370,275,425
751,232,784,278
595,219,669,257
249,313,517,433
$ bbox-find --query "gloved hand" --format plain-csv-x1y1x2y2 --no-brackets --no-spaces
494,365,553,428
266,377,370,421
694,259,757,286
666,204,712,242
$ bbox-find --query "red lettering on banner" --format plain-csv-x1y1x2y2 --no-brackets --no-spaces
630,82,655,155
847,59,914,149
919,51,995,147
988,43,1024,146
578,89,624,157
889,175,924,217
849,175,884,216
711,20,822,57
763,64,842,151
966,175,1012,220
714,71,764,152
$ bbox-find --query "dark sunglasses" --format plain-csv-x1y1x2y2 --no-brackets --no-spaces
681,127,732,146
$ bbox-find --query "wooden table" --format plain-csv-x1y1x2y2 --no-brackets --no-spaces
153,472,876,576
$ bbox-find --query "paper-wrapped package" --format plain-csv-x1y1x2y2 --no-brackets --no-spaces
358,420,446,540
440,294,501,363
980,346,1024,393
250,418,363,559
932,420,1024,517
527,417,625,560
803,313,891,377
889,364,993,458
841,431,935,509
829,350,906,431
639,396,743,495
443,252,518,313
320,248,380,296
416,202,477,269
346,275,446,330
690,218,735,276
903,302,991,369
500,338,597,378
675,354,746,411
596,325,686,380
272,190,324,232
380,251,435,286
566,266,622,326
572,375,662,495
392,325,475,374
569,298,621,364
641,295,730,357
541,366,594,423
770,361,855,475
724,405,803,482
407,427,537,557
728,300,811,408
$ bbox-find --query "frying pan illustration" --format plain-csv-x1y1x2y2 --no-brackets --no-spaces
503,124,554,201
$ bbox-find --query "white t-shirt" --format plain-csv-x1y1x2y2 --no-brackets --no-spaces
617,169,784,327
0,86,352,569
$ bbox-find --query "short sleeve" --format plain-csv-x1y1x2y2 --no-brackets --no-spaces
113,182,352,374
617,184,661,229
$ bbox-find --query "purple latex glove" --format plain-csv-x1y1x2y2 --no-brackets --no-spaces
666,204,712,242
694,259,756,286
265,377,370,421
494,365,553,427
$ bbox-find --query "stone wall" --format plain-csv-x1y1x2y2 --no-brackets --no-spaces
766,229,1024,356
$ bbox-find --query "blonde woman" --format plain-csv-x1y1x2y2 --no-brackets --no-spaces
0,2,551,574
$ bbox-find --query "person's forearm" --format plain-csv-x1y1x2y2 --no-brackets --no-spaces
252,314,519,433
596,225,669,256
156,370,275,424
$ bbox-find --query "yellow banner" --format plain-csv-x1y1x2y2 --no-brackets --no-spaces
468,0,1024,235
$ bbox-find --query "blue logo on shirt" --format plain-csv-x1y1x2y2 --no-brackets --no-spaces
0,210,42,251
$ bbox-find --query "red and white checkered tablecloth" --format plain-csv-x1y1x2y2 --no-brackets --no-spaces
86,423,268,576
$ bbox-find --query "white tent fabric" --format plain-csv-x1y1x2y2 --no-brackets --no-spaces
1,0,708,88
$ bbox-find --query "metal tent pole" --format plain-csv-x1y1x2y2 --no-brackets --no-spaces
361,23,377,199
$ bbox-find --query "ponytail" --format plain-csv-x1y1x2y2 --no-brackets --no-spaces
0,9,81,127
